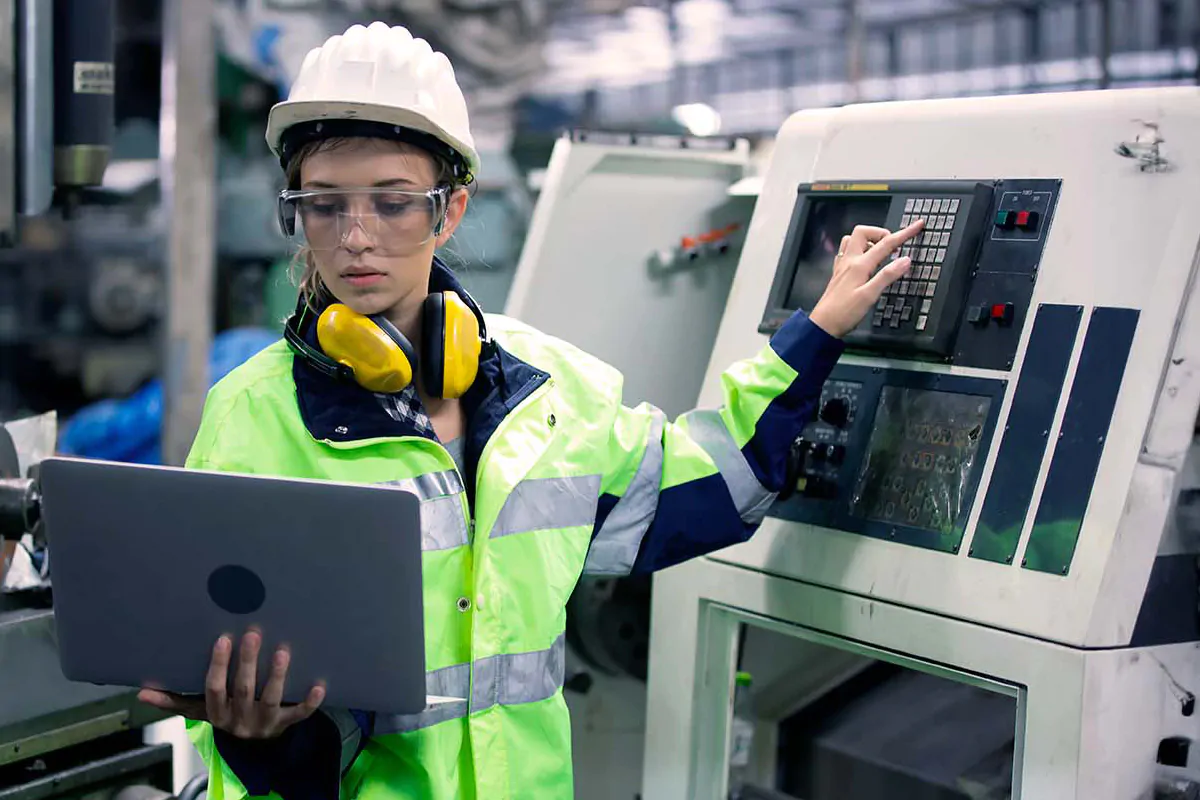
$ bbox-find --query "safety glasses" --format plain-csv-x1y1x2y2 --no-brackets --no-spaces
277,186,451,256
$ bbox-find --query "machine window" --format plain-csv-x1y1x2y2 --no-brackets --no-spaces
784,196,891,313
850,387,992,534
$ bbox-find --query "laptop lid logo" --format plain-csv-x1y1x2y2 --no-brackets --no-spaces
207,565,267,614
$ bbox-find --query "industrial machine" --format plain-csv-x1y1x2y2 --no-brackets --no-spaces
0,2,197,796
642,87,1200,800
504,130,757,800
507,130,755,419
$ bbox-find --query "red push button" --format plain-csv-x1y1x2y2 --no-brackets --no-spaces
991,303,1015,324
1015,210,1039,230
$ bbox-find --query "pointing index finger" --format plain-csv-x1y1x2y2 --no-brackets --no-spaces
845,225,892,256
861,219,925,270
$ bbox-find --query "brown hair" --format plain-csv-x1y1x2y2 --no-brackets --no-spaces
285,137,465,310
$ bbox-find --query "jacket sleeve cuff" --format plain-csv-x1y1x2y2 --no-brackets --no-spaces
213,712,343,800
768,310,846,381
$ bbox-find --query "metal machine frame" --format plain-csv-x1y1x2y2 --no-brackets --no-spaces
645,559,1200,799
644,87,1200,799
506,131,753,418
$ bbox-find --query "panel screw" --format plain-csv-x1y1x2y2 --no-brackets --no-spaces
952,544,960,554
1061,565,1068,575
1041,429,1048,437
1018,557,1025,566
890,529,897,538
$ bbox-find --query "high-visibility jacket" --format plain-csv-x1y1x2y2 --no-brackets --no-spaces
184,262,842,800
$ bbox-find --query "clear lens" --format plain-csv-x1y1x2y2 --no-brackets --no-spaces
278,187,448,255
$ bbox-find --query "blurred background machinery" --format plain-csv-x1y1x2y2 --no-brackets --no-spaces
5,0,1200,433
3,1,1200,798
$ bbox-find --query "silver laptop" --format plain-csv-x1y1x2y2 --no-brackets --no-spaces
39,456,460,716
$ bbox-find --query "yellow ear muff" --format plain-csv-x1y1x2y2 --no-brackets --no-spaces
316,303,417,394
440,292,481,399
421,291,480,399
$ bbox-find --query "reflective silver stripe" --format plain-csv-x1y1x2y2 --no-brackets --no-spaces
489,475,601,539
374,663,471,734
471,634,566,712
321,708,364,773
683,409,776,525
419,495,470,552
374,636,568,734
380,470,469,552
584,408,666,576
381,469,463,500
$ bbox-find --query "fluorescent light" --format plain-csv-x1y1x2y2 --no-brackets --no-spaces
671,103,722,137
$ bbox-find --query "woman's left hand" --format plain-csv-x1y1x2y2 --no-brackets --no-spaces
809,219,925,338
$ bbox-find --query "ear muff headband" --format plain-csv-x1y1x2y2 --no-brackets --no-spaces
284,300,355,383
421,292,447,397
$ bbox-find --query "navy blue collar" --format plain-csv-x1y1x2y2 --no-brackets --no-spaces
290,259,549,495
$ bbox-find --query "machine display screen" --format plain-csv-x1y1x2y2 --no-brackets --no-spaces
784,196,891,312
849,388,991,534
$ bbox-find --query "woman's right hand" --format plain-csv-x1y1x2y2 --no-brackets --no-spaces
808,220,924,338
138,629,326,739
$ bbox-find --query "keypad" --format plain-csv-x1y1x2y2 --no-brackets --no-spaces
871,194,960,333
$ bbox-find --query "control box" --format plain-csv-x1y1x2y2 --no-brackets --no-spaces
779,365,1005,553
759,179,1060,370
676,89,1200,646
644,90,1200,800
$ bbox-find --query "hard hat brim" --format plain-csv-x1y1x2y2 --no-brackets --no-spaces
266,99,481,179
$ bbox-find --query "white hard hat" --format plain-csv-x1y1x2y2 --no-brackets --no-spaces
265,22,480,182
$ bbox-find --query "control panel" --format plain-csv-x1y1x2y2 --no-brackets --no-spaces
786,379,863,501
759,179,1060,369
776,365,1006,553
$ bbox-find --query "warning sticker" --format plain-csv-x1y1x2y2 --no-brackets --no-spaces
73,62,114,95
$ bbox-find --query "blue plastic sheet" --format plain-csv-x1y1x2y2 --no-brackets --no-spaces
58,327,279,464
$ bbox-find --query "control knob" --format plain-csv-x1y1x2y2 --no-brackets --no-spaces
819,397,851,428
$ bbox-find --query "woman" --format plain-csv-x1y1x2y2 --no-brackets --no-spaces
139,21,921,800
